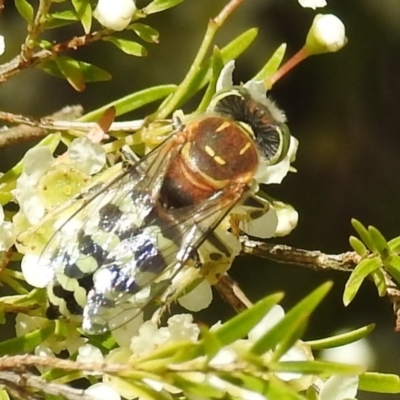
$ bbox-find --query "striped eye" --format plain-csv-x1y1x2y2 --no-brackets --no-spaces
209,86,291,165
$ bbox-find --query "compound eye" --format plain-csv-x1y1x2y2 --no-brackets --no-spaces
209,87,291,165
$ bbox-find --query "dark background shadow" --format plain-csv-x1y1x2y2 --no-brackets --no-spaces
1,1,400,398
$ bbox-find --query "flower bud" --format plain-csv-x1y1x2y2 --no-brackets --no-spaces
94,0,136,31
305,14,347,55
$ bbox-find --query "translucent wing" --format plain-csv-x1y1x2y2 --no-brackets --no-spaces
40,132,247,334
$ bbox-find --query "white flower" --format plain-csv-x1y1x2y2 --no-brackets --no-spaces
85,383,121,400
305,14,347,54
273,201,299,237
0,35,5,56
167,314,200,342
0,205,14,251
130,314,200,356
239,203,278,239
77,344,104,363
298,0,327,10
20,254,53,288
248,305,285,342
178,279,213,312
255,135,299,185
318,375,359,400
94,0,136,31
69,137,106,175
321,336,375,369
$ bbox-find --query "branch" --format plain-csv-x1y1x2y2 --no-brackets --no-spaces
241,238,400,331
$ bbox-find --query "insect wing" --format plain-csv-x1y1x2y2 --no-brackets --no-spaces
40,134,182,329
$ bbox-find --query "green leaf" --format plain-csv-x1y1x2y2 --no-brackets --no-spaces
267,376,308,400
371,268,386,296
359,372,400,393
55,56,86,91
71,0,92,34
306,324,375,349
250,282,332,356
0,389,10,400
213,292,283,346
0,323,55,356
368,225,389,258
144,0,185,14
196,47,225,113
41,59,111,86
252,43,287,81
349,235,368,257
384,254,400,285
272,360,362,376
14,0,34,24
80,85,176,121
103,37,148,56
44,10,79,29
129,23,159,43
343,256,382,306
388,236,400,252
351,219,376,252
171,28,258,111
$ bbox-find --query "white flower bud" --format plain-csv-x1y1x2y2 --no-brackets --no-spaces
0,35,5,56
298,0,327,10
305,14,347,55
94,0,136,31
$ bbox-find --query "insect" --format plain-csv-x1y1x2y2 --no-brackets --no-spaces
36,86,289,335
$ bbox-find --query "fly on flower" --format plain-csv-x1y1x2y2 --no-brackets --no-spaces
17,66,294,336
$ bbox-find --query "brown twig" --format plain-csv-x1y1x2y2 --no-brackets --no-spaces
0,370,94,400
0,29,111,83
240,238,400,331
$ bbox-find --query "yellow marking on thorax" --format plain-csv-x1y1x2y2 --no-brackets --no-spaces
205,145,226,165
239,142,252,155
216,121,231,132
205,145,216,157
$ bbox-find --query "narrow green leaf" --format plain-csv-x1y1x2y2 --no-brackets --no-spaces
129,23,159,43
359,372,400,393
144,0,185,14
252,43,287,81
267,376,307,400
55,56,86,91
77,61,112,82
201,326,222,360
41,59,111,84
0,389,10,400
196,47,224,113
0,323,55,356
343,257,382,306
307,324,375,349
14,0,34,24
171,28,258,111
368,225,389,258
80,85,176,121
250,283,332,356
385,254,400,285
349,235,368,257
213,292,283,346
272,360,363,376
351,219,376,252
388,236,400,252
71,0,92,34
371,268,386,296
103,37,147,56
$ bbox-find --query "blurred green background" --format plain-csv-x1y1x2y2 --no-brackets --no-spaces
1,1,400,398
